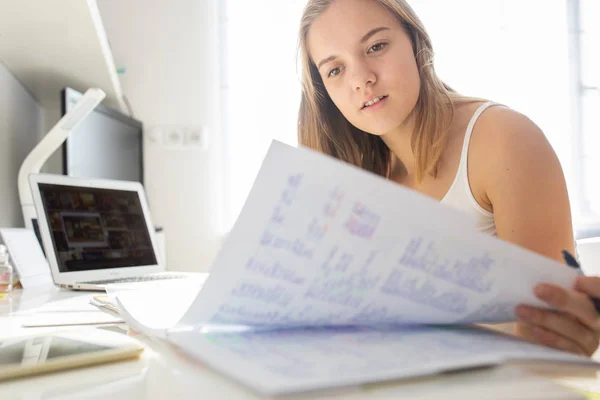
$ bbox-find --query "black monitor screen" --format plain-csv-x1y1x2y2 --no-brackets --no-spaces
62,87,143,184
38,183,157,272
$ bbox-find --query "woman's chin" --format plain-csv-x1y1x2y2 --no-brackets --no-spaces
350,120,400,137
361,126,396,137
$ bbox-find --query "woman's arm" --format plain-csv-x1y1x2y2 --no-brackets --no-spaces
474,106,574,261
471,106,598,355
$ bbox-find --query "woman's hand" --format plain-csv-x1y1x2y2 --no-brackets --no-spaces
515,276,600,356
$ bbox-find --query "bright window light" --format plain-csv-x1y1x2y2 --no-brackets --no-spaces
221,0,599,236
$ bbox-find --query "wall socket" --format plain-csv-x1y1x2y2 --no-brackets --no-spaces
147,125,208,149
164,127,184,147
184,126,207,148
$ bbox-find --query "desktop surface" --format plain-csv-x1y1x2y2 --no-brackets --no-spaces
1,285,599,400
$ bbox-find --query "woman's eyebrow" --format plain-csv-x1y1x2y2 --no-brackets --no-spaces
360,26,390,44
317,55,337,70
316,26,391,70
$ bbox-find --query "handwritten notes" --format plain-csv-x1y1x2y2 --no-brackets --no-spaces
116,140,593,395
167,324,595,395
177,140,578,328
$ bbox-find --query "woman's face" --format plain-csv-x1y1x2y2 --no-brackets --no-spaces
307,0,421,136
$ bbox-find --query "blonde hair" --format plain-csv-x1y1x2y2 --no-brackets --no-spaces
298,0,475,183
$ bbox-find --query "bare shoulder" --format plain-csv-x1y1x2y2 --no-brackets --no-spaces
465,104,574,260
467,105,561,181
471,105,552,157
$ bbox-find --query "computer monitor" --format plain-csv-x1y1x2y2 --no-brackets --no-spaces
61,87,143,184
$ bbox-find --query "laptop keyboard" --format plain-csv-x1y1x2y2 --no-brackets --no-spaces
82,273,188,285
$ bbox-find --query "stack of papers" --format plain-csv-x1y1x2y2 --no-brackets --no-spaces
90,296,119,317
116,141,598,396
19,295,123,328
89,277,208,329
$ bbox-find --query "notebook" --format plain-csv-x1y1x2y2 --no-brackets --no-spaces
115,140,599,396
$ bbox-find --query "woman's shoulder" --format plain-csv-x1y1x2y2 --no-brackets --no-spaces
466,102,552,161
465,101,563,199
455,100,567,225
454,99,539,135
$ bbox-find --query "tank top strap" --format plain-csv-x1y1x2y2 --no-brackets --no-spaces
456,101,498,172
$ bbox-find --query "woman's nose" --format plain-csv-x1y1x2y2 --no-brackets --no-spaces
351,62,376,92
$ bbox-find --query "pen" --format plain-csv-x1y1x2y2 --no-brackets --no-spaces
562,250,600,314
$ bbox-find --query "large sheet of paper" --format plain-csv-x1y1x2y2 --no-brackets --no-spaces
116,140,593,395
166,325,594,396
175,140,578,328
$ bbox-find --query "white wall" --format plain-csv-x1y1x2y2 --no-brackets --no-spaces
221,0,305,229
0,62,44,227
97,0,223,272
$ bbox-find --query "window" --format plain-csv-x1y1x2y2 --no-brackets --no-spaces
576,0,600,237
219,0,305,231
221,0,599,236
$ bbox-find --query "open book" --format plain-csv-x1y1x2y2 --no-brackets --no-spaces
116,140,598,396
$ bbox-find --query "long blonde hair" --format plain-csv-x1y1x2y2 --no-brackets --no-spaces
298,0,473,183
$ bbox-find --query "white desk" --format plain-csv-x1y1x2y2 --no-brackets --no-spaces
1,286,600,400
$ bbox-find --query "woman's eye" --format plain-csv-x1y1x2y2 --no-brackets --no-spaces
368,42,387,53
328,66,342,78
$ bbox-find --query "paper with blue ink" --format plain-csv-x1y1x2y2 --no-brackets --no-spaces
177,140,578,328
116,140,596,395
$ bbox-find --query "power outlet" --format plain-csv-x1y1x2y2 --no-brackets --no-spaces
145,126,160,143
163,127,184,147
184,126,207,149
148,125,207,150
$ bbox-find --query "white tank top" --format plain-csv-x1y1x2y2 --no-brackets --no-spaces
440,101,500,236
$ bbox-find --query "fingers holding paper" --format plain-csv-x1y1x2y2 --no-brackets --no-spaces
516,307,597,356
515,282,600,356
535,282,600,332
574,276,600,301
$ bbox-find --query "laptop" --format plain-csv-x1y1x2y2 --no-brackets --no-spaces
29,173,189,291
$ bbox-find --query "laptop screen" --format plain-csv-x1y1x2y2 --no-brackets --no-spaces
37,183,158,272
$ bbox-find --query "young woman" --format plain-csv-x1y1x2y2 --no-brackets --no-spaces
297,0,600,356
